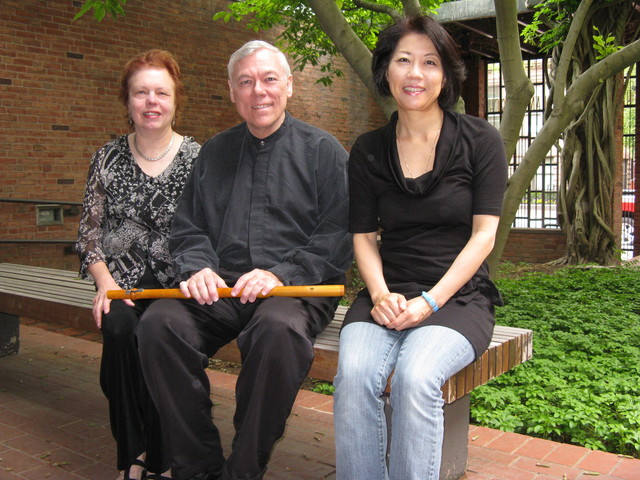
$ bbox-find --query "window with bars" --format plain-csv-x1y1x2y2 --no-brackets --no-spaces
486,59,636,259
486,58,560,230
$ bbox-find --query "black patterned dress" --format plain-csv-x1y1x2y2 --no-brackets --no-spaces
75,134,199,474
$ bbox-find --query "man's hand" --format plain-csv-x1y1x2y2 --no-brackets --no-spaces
232,269,283,304
180,268,229,305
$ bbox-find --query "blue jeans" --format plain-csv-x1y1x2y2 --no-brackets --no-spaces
333,322,475,480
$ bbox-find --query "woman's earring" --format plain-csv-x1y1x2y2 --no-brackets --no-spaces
128,113,133,125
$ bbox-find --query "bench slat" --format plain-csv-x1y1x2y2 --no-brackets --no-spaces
0,275,94,308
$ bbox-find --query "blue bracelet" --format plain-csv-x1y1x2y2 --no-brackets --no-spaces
421,291,439,312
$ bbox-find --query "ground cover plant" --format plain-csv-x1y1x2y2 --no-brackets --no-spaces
472,264,640,457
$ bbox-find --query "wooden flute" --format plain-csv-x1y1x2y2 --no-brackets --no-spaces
107,285,345,300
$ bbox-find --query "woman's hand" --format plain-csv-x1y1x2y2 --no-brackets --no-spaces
92,277,134,328
87,262,133,328
371,292,407,326
385,295,434,331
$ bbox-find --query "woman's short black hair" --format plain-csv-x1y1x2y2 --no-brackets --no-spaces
372,15,466,110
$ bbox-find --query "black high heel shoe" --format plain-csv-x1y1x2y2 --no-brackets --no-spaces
124,458,147,480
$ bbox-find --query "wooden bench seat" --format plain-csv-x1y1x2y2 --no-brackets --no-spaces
216,306,533,405
0,262,533,479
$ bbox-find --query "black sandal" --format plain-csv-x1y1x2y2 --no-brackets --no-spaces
124,458,147,480
145,475,171,480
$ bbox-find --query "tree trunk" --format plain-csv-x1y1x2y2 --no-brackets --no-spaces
494,0,534,162
556,2,634,265
489,4,640,271
490,36,640,264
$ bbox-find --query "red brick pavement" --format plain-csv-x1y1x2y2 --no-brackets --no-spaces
1,324,639,480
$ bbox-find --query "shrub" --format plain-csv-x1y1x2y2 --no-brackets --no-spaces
471,266,640,457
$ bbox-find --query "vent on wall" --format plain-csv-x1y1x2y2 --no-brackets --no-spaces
36,205,64,226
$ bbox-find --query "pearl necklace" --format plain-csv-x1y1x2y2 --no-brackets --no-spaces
133,132,174,162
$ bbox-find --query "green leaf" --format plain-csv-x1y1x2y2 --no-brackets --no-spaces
72,2,94,21
94,4,106,22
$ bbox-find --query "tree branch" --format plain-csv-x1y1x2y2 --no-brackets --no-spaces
486,0,534,274
494,0,534,160
353,0,402,21
400,0,423,17
566,36,640,101
307,0,396,116
554,0,594,109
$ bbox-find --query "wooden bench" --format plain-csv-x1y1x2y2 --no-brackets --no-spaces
0,263,96,349
0,262,533,480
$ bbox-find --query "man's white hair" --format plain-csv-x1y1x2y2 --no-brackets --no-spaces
227,40,292,79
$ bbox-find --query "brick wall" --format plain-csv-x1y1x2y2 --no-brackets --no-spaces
501,229,567,264
0,0,385,270
0,0,577,273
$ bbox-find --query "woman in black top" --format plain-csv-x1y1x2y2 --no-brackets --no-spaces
333,16,507,480
76,50,198,480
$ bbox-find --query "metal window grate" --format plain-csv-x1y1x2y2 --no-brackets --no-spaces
486,59,636,260
486,59,560,230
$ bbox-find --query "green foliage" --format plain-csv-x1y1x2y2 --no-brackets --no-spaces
212,0,441,85
73,0,127,22
312,382,336,395
215,0,342,84
472,266,640,457
341,260,366,306
521,0,623,57
521,0,582,53
592,26,623,60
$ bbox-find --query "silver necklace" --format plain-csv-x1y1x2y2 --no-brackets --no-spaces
133,132,174,162
397,139,417,178
396,126,440,178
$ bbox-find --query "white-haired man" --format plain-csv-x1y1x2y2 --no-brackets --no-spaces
137,40,352,480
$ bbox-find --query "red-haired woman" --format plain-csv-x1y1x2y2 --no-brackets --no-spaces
76,49,199,480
